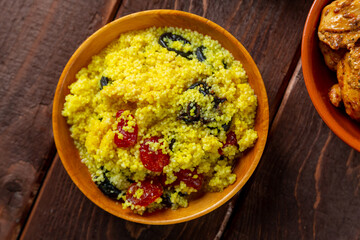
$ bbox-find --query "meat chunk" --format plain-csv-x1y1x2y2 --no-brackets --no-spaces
318,0,360,50
319,41,347,71
329,84,342,107
336,46,360,121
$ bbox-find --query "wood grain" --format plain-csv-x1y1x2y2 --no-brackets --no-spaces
18,0,315,239
0,0,120,239
21,155,236,240
222,63,360,239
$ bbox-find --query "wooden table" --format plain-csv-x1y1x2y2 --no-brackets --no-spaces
1,0,359,239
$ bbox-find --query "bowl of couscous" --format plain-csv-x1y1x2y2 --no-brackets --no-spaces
52,10,269,224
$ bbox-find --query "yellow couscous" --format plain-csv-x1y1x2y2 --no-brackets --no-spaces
62,27,258,214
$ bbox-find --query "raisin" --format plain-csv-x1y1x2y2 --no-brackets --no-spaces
140,137,170,172
126,179,163,207
225,131,238,146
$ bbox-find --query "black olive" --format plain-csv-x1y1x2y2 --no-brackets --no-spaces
213,97,227,109
195,46,206,62
178,102,201,124
161,193,173,208
181,82,230,127
159,32,193,59
100,76,110,90
206,121,231,132
222,120,231,132
187,102,201,121
222,60,228,69
201,118,212,124
188,82,227,108
169,139,176,151
159,32,191,45
127,178,135,183
178,192,187,197
96,170,123,200
188,81,211,96
178,112,191,124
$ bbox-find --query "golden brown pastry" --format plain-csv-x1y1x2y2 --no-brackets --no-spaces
318,0,360,50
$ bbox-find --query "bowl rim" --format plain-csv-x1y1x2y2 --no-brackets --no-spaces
52,9,269,224
301,0,360,152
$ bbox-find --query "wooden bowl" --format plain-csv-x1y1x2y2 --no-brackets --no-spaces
52,10,269,224
302,0,360,151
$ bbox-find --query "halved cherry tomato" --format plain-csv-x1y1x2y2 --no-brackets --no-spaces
140,137,170,172
126,179,163,206
114,110,138,148
174,169,203,190
218,131,238,155
161,169,204,190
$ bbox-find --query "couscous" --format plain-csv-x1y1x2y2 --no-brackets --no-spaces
62,27,258,214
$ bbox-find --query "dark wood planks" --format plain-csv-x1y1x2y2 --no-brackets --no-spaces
0,0,120,239
222,63,360,239
19,0,315,239
21,155,233,240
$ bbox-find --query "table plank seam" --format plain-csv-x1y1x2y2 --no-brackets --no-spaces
269,43,302,124
14,1,322,239
15,1,123,239
216,56,303,240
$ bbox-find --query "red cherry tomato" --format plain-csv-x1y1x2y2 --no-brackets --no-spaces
126,179,163,206
114,110,138,148
116,110,125,118
140,137,170,172
218,131,238,155
159,174,169,186
175,169,204,190
161,169,204,190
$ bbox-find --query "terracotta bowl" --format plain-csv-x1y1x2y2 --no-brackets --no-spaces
52,10,269,224
302,0,360,151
